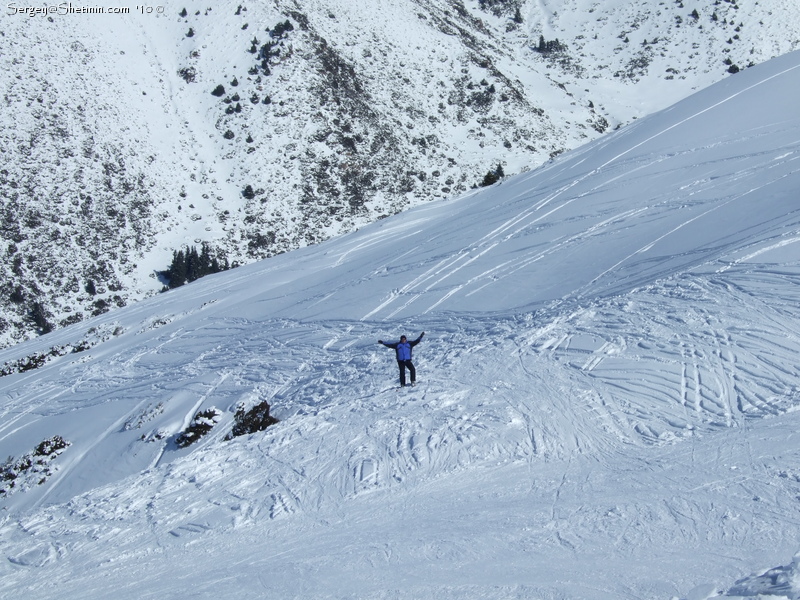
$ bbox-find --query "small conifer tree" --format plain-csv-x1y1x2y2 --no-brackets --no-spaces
480,163,505,187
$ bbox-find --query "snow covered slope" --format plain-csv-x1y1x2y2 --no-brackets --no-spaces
2,0,799,346
1,47,800,599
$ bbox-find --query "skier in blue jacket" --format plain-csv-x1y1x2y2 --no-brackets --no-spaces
378,332,424,387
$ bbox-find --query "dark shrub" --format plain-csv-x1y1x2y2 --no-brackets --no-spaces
270,19,294,39
175,408,221,448
1,435,71,496
228,401,278,438
178,67,197,83
35,435,70,457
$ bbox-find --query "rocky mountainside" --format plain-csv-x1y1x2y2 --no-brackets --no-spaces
2,0,798,347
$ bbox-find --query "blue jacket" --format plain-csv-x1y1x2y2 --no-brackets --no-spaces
380,333,424,361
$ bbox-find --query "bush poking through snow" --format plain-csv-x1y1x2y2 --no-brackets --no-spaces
175,408,222,448
227,400,279,439
1,435,71,497
178,67,197,83
0,324,122,377
34,436,70,456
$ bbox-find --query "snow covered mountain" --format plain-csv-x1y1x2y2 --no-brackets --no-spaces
2,0,800,347
0,46,799,599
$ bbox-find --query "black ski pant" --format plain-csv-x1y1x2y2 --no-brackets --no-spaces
397,359,416,386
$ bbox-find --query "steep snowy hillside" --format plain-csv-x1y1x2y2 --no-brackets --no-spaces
2,0,799,347
0,49,799,599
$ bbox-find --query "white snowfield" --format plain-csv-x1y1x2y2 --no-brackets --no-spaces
1,50,800,599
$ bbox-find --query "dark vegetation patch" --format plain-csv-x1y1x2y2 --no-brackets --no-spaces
175,408,222,448
227,400,279,439
1,435,71,497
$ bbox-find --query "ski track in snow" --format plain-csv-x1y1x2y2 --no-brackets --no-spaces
355,66,800,323
1,50,800,599
3,256,800,597
4,255,799,597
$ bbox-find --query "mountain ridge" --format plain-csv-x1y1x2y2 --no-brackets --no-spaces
0,45,799,598
2,0,799,347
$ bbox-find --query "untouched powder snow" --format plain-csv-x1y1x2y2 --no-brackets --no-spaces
0,50,800,599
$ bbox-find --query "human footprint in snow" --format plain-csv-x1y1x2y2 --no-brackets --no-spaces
378,332,424,387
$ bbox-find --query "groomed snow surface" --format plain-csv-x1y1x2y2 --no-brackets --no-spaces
1,50,800,599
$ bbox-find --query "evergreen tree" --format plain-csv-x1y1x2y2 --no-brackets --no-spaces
162,244,230,290
168,249,187,287
481,171,499,187
29,302,53,334
199,244,212,277
185,247,199,282
480,163,505,187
